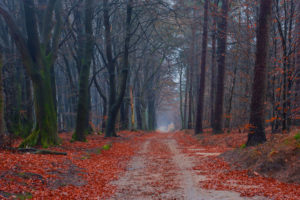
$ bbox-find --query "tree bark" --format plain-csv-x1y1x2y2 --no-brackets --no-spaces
213,0,228,134
188,24,195,129
0,51,4,147
105,0,133,137
294,1,300,125
0,0,61,147
246,0,273,146
73,0,94,141
210,2,217,129
195,0,209,134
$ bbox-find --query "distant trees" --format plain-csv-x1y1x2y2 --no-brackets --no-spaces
0,0,298,148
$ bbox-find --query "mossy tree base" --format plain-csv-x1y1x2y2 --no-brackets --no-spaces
20,66,59,148
20,128,60,148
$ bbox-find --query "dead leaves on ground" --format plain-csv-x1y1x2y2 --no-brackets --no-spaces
0,131,137,199
175,131,300,200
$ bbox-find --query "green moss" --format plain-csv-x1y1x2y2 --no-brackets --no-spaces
240,144,246,149
1,192,32,200
16,192,32,200
72,132,87,142
96,148,102,154
97,131,103,135
20,69,59,148
294,133,300,141
102,144,112,150
19,130,39,148
81,154,91,160
283,139,291,145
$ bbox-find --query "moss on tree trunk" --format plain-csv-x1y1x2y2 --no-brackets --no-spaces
20,66,59,148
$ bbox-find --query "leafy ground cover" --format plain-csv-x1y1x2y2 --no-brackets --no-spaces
1,130,299,200
0,131,141,199
175,130,300,200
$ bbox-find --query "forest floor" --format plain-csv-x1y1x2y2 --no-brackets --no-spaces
0,131,299,199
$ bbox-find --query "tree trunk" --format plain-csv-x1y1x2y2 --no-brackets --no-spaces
21,69,59,147
210,2,217,129
130,86,135,129
73,0,94,141
225,66,237,130
93,77,107,133
135,78,143,130
213,0,229,134
195,0,209,134
0,0,62,147
105,0,133,137
0,51,4,147
294,1,300,126
246,0,273,146
188,24,195,129
183,67,188,129
179,65,184,129
120,93,130,130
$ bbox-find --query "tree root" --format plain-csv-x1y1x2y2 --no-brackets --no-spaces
17,148,67,155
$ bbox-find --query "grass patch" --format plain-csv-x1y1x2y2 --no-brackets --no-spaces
294,133,300,141
102,144,112,150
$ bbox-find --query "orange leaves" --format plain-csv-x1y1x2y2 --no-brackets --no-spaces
266,117,278,123
0,131,138,199
175,131,300,200
275,87,281,93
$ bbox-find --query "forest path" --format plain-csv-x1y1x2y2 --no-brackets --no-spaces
109,132,266,200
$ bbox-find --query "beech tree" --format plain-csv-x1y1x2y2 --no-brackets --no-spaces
0,0,62,147
73,0,94,141
104,0,133,137
0,0,298,148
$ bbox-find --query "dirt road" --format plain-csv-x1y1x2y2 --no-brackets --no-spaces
110,133,266,200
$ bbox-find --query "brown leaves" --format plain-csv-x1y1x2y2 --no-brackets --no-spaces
174,131,300,200
0,131,137,199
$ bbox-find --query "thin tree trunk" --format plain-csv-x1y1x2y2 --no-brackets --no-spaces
130,86,135,129
179,65,184,129
0,51,4,147
295,1,300,125
210,3,217,129
135,77,143,130
225,66,237,130
188,25,195,129
183,66,188,129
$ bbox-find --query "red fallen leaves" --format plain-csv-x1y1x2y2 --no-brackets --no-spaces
0,131,139,199
175,131,300,200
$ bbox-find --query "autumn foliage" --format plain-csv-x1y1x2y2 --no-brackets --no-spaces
0,131,139,199
175,131,300,200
